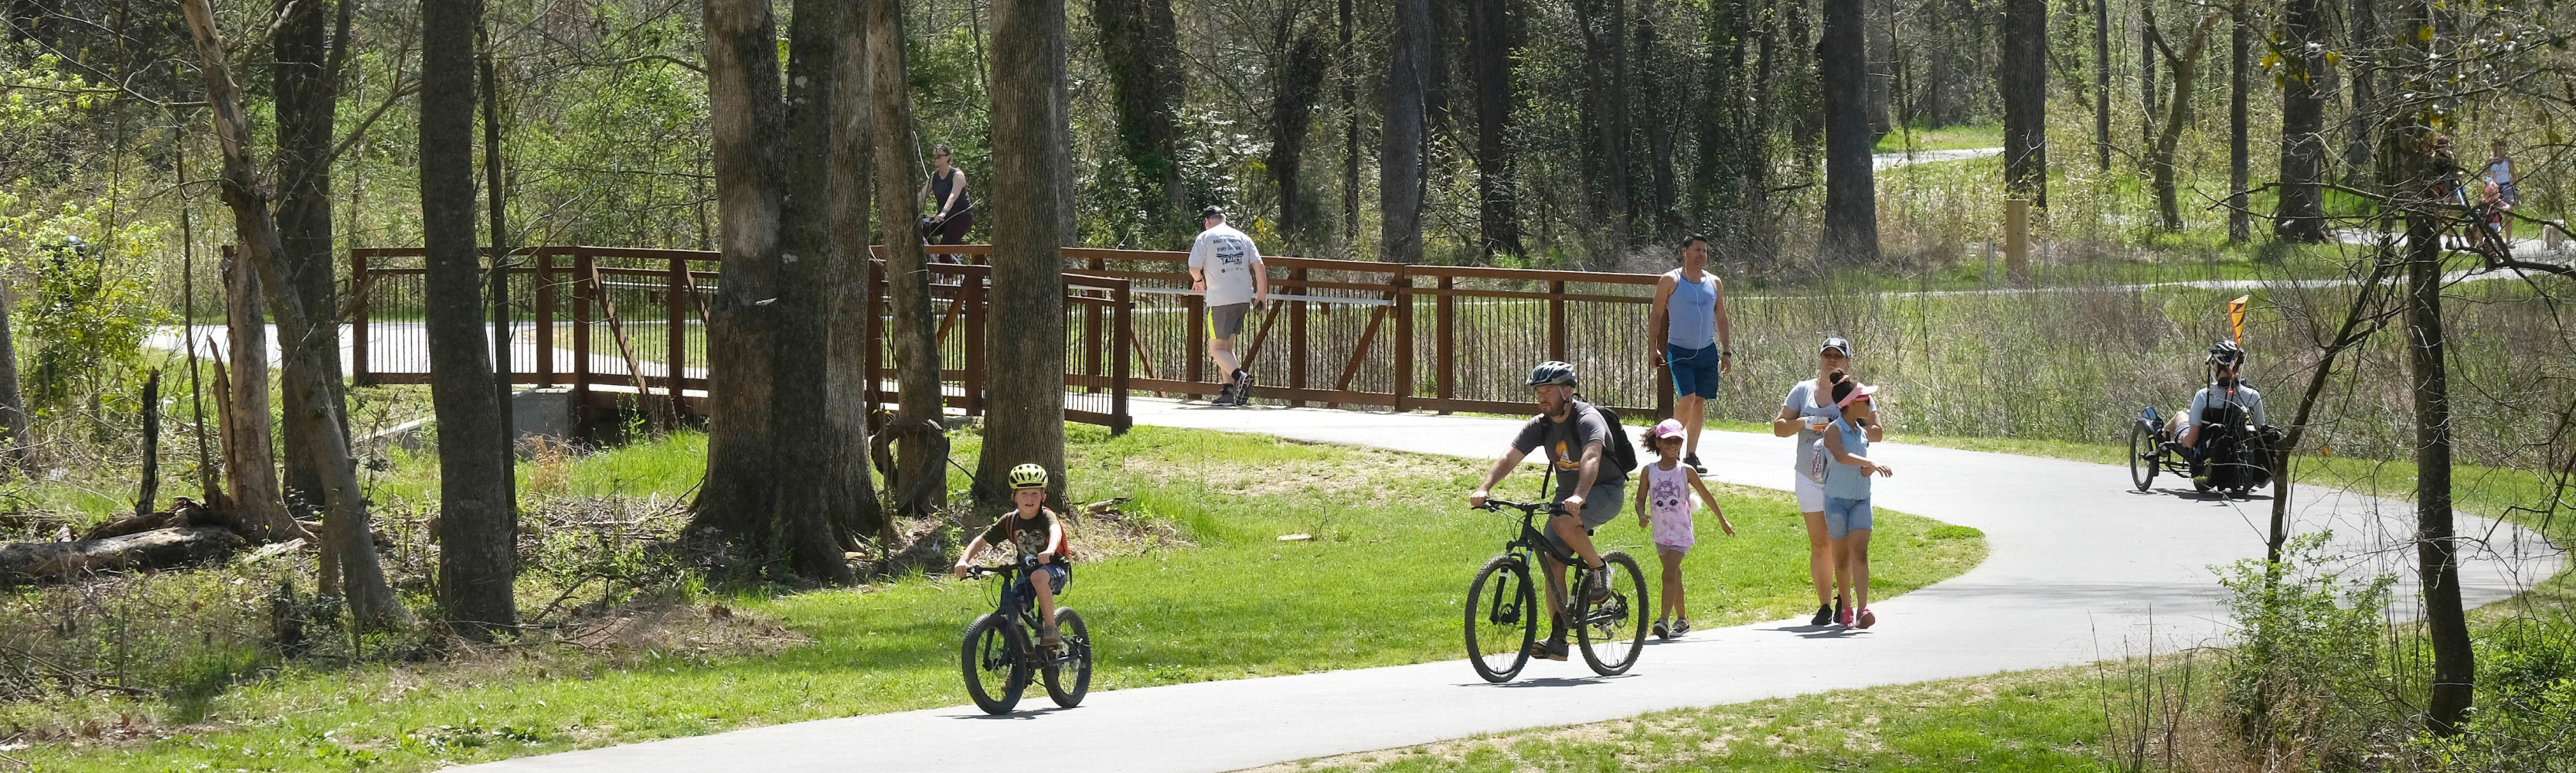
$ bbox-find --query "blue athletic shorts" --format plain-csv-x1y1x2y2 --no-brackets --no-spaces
1666,343,1722,400
1822,496,1873,540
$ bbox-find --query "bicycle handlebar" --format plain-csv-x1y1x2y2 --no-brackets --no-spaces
1476,499,1566,516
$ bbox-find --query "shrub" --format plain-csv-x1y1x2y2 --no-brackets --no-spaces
2216,532,2401,769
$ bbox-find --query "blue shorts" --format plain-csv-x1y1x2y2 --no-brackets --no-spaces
1014,563,1070,598
1666,344,1722,400
1822,496,1873,540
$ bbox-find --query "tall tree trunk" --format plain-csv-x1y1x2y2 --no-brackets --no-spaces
2140,0,2159,149
1637,0,1679,239
182,0,407,628
2275,0,2330,241
2147,12,2216,232
688,0,855,583
1574,0,1631,253
0,278,32,475
2002,0,2047,206
1466,0,1521,260
1091,0,1185,244
778,0,880,557
2395,3,2472,723
2227,1,2249,242
815,0,887,548
869,0,949,520
1382,0,1429,264
2094,0,2111,170
1863,0,1892,138
2406,167,2474,736
1271,24,1327,245
271,0,349,521
975,0,1070,517
420,0,516,638
2344,0,2378,186
1339,0,1359,245
478,4,517,530
218,254,306,545
1819,0,1877,263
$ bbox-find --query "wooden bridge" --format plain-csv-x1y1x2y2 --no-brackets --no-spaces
347,246,1678,433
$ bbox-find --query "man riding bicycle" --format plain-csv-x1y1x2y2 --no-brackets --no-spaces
2163,340,2268,462
1468,361,1626,661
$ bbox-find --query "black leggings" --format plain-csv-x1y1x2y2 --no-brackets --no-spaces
928,209,974,244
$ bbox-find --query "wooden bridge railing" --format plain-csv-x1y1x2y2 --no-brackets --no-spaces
350,244,1671,431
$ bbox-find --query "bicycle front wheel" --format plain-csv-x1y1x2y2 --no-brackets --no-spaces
1043,608,1093,708
1465,554,1536,683
1574,551,1649,676
959,613,1029,714
2129,420,2159,492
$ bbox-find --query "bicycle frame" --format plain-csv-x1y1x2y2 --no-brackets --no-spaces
968,564,1076,668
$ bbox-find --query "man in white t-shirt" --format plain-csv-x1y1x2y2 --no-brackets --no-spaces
1187,206,1268,406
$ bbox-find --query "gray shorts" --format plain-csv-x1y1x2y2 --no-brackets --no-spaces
1543,482,1627,557
1210,302,1251,339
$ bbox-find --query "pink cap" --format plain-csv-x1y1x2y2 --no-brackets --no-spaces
1652,418,1686,440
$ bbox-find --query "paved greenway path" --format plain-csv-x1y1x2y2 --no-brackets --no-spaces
467,397,2560,773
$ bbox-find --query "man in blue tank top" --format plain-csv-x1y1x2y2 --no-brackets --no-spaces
1649,235,1733,473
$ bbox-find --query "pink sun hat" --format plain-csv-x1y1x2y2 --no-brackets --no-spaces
1651,418,1686,440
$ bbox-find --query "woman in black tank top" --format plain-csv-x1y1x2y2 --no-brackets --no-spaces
919,142,975,246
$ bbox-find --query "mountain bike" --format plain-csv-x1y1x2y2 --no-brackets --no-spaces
958,560,1091,714
1464,499,1648,683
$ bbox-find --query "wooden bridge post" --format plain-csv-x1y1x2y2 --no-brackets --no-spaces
965,271,985,416
1184,291,1205,399
349,250,370,386
1547,280,1568,363
536,249,556,386
1084,290,1103,394
1393,268,1414,412
1288,267,1308,407
865,264,884,431
1435,274,1454,413
1111,279,1131,434
667,255,688,418
572,248,594,427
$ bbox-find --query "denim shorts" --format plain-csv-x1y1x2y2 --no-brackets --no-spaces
1014,563,1070,598
1666,344,1722,400
1822,496,1873,540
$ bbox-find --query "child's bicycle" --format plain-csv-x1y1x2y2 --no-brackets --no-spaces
958,560,1092,714
1465,499,1648,683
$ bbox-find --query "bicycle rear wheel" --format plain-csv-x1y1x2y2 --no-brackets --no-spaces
959,613,1029,714
2129,420,2159,492
1043,608,1092,707
1465,554,1536,683
1574,551,1649,676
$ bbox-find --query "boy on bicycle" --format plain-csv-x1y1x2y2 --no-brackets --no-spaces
1468,361,1626,661
951,464,1074,649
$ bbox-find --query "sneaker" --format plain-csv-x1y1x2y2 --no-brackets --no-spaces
1836,605,1856,628
1672,618,1692,636
1526,637,1570,661
1231,368,1254,404
1685,452,1707,474
1856,608,1876,629
1810,604,1834,626
1040,624,1063,650
1211,383,1237,407
1583,567,1613,604
1652,618,1671,640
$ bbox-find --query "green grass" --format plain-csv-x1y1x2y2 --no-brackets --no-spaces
1873,121,2005,154
1266,664,2111,773
9,424,1983,772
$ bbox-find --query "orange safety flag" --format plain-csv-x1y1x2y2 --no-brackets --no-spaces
2227,295,2251,344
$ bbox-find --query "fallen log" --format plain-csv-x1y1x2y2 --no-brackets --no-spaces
0,526,245,586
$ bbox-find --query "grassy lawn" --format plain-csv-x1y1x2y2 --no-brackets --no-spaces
1873,122,2003,154
7,424,1982,772
1256,664,2112,773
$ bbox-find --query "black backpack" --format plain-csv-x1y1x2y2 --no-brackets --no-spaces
1582,401,1642,476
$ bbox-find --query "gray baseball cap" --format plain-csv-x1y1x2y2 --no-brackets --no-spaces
1819,336,1853,356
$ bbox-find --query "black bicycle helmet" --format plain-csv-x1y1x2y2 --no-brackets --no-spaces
1526,360,1579,388
2207,340,2244,366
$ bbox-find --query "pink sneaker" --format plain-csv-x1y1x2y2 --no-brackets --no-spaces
1856,608,1877,629
1836,605,1855,628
